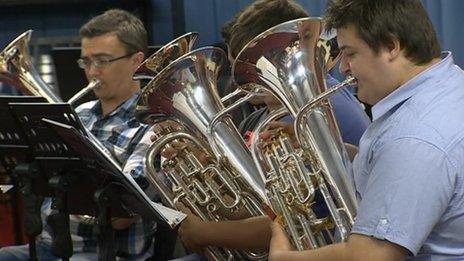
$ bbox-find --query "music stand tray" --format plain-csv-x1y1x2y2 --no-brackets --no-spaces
0,96,46,174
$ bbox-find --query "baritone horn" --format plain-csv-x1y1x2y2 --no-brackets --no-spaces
67,78,100,105
139,47,268,260
232,17,358,250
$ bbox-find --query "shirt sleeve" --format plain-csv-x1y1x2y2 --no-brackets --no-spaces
352,137,456,255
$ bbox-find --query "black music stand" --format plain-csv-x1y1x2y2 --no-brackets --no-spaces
0,96,48,260
8,102,185,260
7,101,92,260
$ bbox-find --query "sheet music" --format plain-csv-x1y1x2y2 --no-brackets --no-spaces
0,185,14,193
43,118,186,228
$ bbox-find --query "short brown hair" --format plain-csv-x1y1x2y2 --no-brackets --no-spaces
79,9,148,56
324,0,441,65
227,0,309,59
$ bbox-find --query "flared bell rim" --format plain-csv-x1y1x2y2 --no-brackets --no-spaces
231,17,323,88
134,32,199,80
138,46,227,108
0,30,33,58
147,31,198,60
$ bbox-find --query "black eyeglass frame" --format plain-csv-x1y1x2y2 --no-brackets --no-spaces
76,52,136,69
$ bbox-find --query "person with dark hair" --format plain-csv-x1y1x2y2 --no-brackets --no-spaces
228,0,370,145
175,0,370,255
227,0,308,59
269,0,464,260
0,9,155,260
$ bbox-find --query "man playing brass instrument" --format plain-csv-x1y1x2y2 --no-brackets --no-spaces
0,9,155,260
269,0,464,260
173,0,371,256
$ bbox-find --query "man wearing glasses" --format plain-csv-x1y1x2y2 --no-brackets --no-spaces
0,9,156,260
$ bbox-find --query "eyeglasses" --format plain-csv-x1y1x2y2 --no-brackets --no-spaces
77,52,135,69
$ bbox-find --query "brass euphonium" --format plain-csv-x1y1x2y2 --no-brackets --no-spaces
232,17,358,250
139,47,269,260
133,32,198,81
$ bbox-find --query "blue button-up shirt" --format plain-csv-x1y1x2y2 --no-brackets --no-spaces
351,52,464,259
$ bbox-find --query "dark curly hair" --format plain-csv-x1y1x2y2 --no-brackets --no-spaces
226,0,309,59
324,0,440,65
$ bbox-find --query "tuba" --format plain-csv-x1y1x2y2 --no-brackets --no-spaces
139,46,269,260
232,17,357,250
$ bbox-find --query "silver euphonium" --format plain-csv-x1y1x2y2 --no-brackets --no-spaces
0,30,101,104
139,46,269,261
133,32,198,81
232,17,358,250
0,30,109,152
0,30,62,100
135,32,198,123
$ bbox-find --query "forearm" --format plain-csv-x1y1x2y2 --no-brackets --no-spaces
270,234,407,261
199,216,272,251
271,242,349,261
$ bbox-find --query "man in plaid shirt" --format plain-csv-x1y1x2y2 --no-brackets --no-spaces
0,9,156,260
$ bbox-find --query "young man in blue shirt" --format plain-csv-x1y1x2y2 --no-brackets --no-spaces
269,0,464,260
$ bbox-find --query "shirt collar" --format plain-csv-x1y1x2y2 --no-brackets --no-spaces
371,52,453,121
89,91,141,118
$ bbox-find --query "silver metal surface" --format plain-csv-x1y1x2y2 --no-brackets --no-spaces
133,32,198,81
0,30,61,100
140,47,268,260
233,17,358,250
67,78,100,105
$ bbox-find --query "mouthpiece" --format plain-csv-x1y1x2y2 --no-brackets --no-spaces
67,79,101,105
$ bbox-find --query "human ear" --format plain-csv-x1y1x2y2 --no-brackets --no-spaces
384,35,401,61
133,51,145,66
131,51,145,70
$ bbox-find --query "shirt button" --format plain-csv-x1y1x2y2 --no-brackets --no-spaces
380,218,388,225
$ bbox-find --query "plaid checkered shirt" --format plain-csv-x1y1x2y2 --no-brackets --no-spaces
39,92,156,259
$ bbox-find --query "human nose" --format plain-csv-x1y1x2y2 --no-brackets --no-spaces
338,54,351,76
86,63,101,77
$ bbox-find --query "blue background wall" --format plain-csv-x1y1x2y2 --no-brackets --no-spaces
0,0,463,67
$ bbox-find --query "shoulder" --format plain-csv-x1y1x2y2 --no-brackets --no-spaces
385,85,464,164
74,100,98,114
